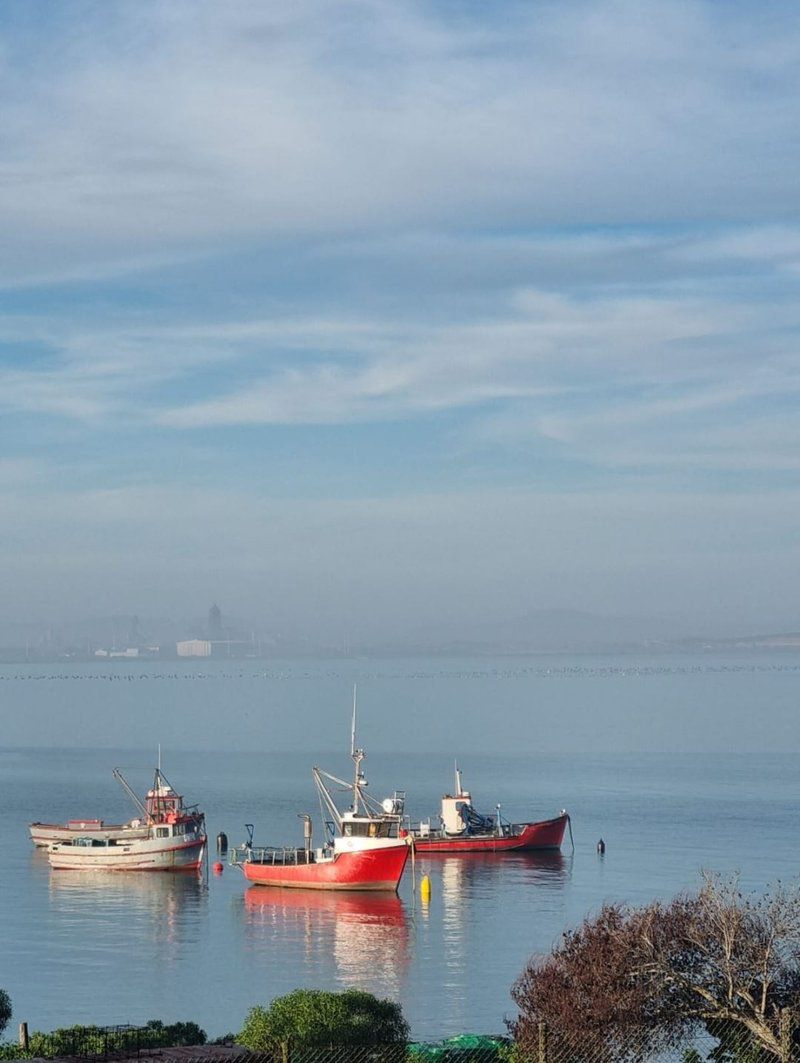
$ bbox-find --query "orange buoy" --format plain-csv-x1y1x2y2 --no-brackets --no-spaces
213,861,224,874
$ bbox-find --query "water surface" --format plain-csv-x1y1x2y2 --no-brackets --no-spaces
1,654,798,1039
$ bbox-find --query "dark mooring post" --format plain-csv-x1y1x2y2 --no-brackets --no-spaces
537,1021,548,1063
18,1024,29,1051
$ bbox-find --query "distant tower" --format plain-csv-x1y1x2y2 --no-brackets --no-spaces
208,603,223,639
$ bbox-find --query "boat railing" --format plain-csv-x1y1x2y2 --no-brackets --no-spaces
229,844,316,867
405,819,433,837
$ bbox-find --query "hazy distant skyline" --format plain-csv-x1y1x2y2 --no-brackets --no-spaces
2,2,800,641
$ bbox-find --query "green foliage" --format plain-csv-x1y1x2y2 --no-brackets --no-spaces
237,989,409,1051
0,1019,205,1059
209,1032,238,1045
0,993,10,1038
141,1019,207,1047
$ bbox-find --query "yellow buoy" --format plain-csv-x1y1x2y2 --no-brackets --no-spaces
420,874,431,903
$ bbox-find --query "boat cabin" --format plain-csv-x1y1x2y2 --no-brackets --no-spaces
153,819,198,838
145,783,183,821
441,791,472,835
340,811,400,839
440,789,498,836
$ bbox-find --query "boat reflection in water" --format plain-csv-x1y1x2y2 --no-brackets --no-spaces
48,869,205,949
243,886,410,993
427,848,571,901
412,850,571,1034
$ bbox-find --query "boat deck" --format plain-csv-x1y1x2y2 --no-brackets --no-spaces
230,845,321,867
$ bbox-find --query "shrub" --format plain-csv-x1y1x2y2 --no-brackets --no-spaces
238,989,409,1051
511,874,800,1062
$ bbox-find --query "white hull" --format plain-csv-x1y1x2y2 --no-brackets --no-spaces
48,835,205,872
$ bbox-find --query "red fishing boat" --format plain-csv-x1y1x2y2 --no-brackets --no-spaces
409,765,570,853
230,706,410,891
233,838,409,891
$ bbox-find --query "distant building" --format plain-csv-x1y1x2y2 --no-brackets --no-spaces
177,639,212,658
208,603,223,639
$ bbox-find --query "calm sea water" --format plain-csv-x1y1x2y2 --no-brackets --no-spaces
1,654,799,1040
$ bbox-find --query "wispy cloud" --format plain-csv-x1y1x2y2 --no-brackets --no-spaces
2,2,800,631
3,262,799,482
1,2,800,283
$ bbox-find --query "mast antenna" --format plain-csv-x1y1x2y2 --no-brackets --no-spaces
349,684,367,814
351,684,357,757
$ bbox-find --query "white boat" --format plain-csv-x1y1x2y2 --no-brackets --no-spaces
47,768,206,873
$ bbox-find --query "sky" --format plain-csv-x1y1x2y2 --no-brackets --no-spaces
1,0,800,642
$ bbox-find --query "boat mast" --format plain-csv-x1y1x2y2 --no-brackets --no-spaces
112,768,151,822
311,688,385,831
455,761,463,796
350,683,366,815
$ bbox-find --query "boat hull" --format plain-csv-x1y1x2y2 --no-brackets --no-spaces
30,822,149,848
412,813,568,853
48,837,206,872
241,843,409,891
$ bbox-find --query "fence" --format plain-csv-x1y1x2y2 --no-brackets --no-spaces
18,1025,158,1060
12,1023,197,1061
12,1018,800,1063
189,1022,800,1063
509,1011,798,1063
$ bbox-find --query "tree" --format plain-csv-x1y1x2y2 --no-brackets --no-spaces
237,989,408,1052
0,991,10,1037
510,875,800,1062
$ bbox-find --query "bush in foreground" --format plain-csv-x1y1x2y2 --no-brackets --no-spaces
511,874,800,1062
238,989,409,1051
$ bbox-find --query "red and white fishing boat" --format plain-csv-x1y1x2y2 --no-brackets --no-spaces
47,767,206,872
231,710,410,892
409,765,570,854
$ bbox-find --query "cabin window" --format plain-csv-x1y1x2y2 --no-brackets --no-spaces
156,827,169,838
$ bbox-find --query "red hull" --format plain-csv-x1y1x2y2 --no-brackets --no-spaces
412,813,568,853
241,844,410,891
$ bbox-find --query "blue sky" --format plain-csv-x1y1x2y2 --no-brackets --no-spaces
1,0,800,639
